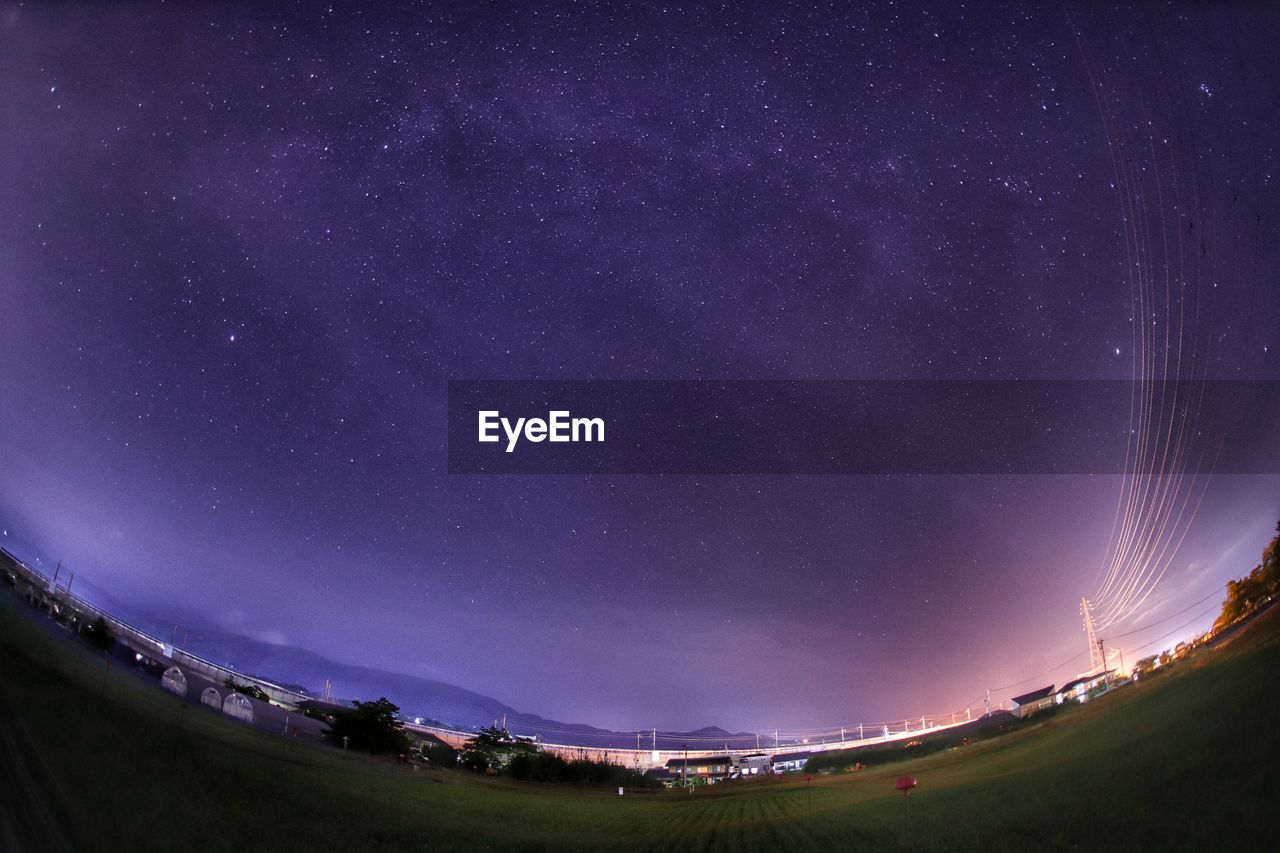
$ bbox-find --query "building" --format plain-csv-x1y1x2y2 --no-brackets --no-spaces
732,753,771,777
665,755,732,784
770,751,812,773
1009,685,1056,718
1056,670,1113,704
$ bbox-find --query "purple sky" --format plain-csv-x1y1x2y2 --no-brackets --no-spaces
1,2,1277,732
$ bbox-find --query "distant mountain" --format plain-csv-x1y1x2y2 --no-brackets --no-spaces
119,604,763,750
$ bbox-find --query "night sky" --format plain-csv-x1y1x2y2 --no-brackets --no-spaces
2,2,1278,733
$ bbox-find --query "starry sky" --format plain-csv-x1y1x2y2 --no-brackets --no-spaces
1,1,1277,733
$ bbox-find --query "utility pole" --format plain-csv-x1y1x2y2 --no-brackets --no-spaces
984,690,991,717
840,727,845,743
652,728,656,751
774,728,779,747
1083,597,1105,672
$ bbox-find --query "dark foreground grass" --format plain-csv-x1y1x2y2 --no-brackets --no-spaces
2,594,1277,852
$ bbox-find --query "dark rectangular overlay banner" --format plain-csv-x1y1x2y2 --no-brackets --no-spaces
447,380,1280,475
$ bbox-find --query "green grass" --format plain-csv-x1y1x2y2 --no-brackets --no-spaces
2,594,1277,851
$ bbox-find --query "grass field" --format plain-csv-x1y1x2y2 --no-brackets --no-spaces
2,593,1277,852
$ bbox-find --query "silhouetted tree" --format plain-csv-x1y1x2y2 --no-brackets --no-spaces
327,697,410,754
82,616,115,652
1214,519,1280,632
460,727,536,771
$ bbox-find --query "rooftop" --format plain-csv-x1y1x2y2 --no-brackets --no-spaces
1010,685,1056,706
1059,670,1114,693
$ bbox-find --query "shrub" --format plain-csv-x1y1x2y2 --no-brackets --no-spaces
223,678,271,702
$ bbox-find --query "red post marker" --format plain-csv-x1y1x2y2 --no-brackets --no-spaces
895,775,918,797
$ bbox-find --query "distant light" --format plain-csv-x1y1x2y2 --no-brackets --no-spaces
229,334,236,342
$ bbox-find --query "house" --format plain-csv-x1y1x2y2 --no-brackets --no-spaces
665,755,733,784
1009,685,1056,718
771,751,812,773
732,753,771,777
1056,670,1113,704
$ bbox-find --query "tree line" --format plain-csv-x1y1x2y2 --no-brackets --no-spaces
323,711,659,788
1214,520,1280,633
458,726,659,787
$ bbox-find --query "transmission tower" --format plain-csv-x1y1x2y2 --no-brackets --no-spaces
1081,597,1105,673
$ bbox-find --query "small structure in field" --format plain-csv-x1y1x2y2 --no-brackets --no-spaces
222,691,255,723
160,666,188,698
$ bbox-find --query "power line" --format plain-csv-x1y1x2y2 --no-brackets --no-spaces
1125,601,1223,657
1106,587,1223,641
986,649,1090,695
